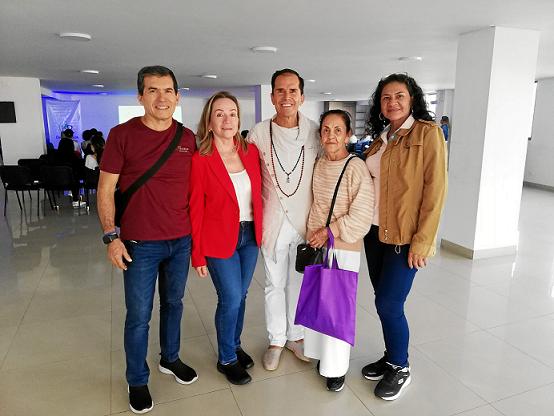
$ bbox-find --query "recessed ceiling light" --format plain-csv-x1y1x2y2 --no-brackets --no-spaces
178,87,190,91
306,79,316,83
201,74,218,79
80,69,100,74
58,32,92,41
398,56,423,61
92,84,104,88
251,46,278,53
321,92,332,95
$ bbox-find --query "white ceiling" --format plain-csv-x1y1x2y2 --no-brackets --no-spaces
1,0,553,101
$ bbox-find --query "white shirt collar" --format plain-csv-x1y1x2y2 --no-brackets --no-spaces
380,115,415,142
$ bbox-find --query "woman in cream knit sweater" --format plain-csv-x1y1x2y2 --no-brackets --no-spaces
304,109,374,392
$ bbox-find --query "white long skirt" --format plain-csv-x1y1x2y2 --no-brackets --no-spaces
303,248,360,377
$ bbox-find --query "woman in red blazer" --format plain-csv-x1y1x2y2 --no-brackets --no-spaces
189,91,262,386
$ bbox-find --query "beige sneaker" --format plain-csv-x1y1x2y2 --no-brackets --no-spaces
262,346,283,371
285,340,311,362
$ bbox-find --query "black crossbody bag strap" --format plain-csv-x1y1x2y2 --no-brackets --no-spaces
120,122,183,204
325,155,356,227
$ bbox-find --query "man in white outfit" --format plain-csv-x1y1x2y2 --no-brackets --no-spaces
248,69,320,370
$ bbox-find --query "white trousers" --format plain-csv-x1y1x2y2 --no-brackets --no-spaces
303,248,360,378
262,217,305,347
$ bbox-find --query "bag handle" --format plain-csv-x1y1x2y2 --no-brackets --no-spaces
323,226,340,269
322,156,357,269
325,156,357,227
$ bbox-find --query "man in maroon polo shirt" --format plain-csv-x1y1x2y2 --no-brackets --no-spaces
97,66,197,414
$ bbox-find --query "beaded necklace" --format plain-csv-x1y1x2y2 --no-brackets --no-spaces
269,120,305,198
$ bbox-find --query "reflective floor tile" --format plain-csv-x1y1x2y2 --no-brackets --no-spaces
417,330,554,401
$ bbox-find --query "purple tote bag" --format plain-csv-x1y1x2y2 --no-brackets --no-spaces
294,229,358,346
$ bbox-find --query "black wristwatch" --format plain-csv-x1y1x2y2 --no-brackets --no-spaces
102,231,119,245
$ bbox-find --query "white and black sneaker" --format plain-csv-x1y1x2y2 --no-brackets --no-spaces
374,363,411,401
159,358,198,384
361,353,388,380
128,385,153,414
326,375,345,392
72,200,86,209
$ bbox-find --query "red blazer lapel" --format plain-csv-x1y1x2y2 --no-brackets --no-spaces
207,148,238,204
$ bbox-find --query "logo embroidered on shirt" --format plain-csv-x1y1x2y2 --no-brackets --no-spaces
176,146,191,154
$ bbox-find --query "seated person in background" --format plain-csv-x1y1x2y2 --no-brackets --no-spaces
347,133,358,153
57,135,78,163
55,134,86,208
61,128,82,158
81,129,93,155
85,135,105,171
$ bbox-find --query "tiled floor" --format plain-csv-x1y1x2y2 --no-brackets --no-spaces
1,187,554,415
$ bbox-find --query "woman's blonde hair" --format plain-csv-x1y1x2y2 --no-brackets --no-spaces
197,91,247,155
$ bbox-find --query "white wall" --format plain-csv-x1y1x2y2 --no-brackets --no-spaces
254,85,273,123
0,77,46,164
237,98,256,132
301,100,325,124
524,78,554,188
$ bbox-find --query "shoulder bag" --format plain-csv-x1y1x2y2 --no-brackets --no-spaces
295,155,356,272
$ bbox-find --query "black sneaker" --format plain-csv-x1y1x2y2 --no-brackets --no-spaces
128,385,153,414
361,353,388,380
374,363,411,401
217,361,252,385
159,358,198,385
236,347,254,369
326,375,345,392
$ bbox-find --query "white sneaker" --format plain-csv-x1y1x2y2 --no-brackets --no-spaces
285,340,311,362
72,201,86,209
262,347,283,371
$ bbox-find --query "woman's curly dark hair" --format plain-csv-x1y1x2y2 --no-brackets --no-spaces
366,73,433,139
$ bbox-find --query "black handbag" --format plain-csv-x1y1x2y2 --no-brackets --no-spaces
114,122,183,227
295,243,323,273
295,156,356,273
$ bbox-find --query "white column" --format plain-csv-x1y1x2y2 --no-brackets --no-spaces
254,84,273,123
524,78,554,189
441,27,539,259
0,77,46,164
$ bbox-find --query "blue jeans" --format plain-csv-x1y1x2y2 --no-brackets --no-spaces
123,235,191,386
207,222,258,365
363,225,417,367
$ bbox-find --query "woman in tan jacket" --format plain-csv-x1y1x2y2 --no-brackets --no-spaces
362,73,447,401
304,109,374,392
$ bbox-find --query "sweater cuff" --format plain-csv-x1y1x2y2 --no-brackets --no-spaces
409,241,436,258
